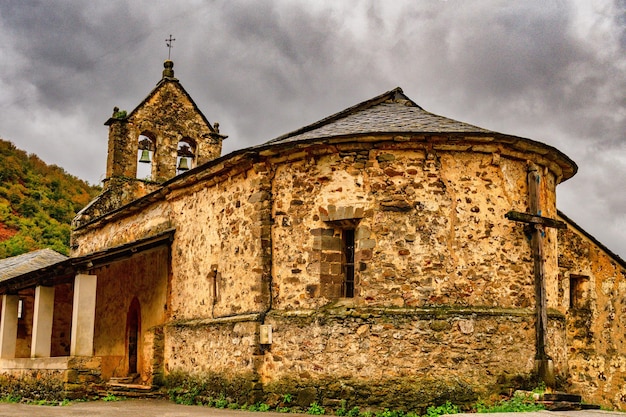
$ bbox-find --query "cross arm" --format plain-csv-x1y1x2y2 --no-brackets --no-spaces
505,211,567,229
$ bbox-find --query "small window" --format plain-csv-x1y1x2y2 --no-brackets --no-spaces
569,275,589,310
343,229,355,298
318,225,358,299
17,298,24,319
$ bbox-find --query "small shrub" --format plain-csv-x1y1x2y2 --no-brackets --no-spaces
169,386,199,406
113,110,127,119
425,401,459,417
102,393,121,402
0,394,21,403
336,400,348,416
475,392,544,413
308,402,325,415
283,393,293,404
532,383,546,395
215,394,229,408
347,406,361,417
375,409,403,417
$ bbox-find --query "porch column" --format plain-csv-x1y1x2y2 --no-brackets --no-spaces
70,274,97,356
31,285,55,358
0,295,19,359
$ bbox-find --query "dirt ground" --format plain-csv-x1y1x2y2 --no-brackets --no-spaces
0,399,304,416
0,400,623,417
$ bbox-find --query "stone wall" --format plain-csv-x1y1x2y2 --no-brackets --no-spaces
73,135,573,405
557,218,626,409
164,317,258,375
0,356,102,400
162,307,567,409
271,143,559,311
167,165,271,320
262,307,538,384
158,139,569,405
72,199,172,256
264,140,568,401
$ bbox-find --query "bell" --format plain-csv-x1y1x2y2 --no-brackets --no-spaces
138,149,151,163
177,157,190,171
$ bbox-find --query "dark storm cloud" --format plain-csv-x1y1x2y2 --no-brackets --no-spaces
0,0,623,256
0,1,149,108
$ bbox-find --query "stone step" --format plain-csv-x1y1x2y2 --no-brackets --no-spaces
102,377,165,399
538,392,601,411
106,382,153,391
544,392,583,403
100,388,164,399
108,376,137,384
540,401,582,411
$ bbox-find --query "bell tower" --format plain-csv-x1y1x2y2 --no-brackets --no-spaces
74,60,226,227
105,59,225,185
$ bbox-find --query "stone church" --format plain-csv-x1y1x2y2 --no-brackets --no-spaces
0,60,624,410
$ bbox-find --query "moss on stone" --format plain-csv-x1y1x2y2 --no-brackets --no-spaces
0,373,66,402
165,371,480,413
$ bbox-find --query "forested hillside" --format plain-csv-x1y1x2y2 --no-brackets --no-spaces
0,139,101,258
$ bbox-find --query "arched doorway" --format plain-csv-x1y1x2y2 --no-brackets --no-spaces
126,297,141,376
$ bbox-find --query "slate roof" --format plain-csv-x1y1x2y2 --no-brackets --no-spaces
266,87,492,146
0,249,68,283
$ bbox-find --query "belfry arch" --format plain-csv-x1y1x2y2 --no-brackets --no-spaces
136,132,156,180
176,137,196,174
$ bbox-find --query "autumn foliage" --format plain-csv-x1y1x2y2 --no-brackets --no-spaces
0,139,100,258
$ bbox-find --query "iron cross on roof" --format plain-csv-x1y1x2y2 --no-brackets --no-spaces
165,34,176,60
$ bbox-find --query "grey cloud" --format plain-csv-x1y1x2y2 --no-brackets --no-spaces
0,0,623,257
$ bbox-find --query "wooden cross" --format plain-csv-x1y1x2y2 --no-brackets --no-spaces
505,162,567,387
165,34,176,60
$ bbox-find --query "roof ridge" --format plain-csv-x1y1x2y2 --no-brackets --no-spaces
557,210,626,269
126,80,216,133
1,247,66,261
266,87,419,144
106,63,218,135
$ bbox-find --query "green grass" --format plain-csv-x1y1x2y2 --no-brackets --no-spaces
475,392,545,413
307,402,325,415
101,393,123,402
0,395,72,406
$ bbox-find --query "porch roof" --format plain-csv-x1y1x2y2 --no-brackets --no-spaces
0,229,175,293
0,249,68,283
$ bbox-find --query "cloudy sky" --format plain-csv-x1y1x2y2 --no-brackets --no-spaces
0,0,624,257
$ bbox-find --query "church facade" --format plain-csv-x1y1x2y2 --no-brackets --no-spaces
0,61,624,410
